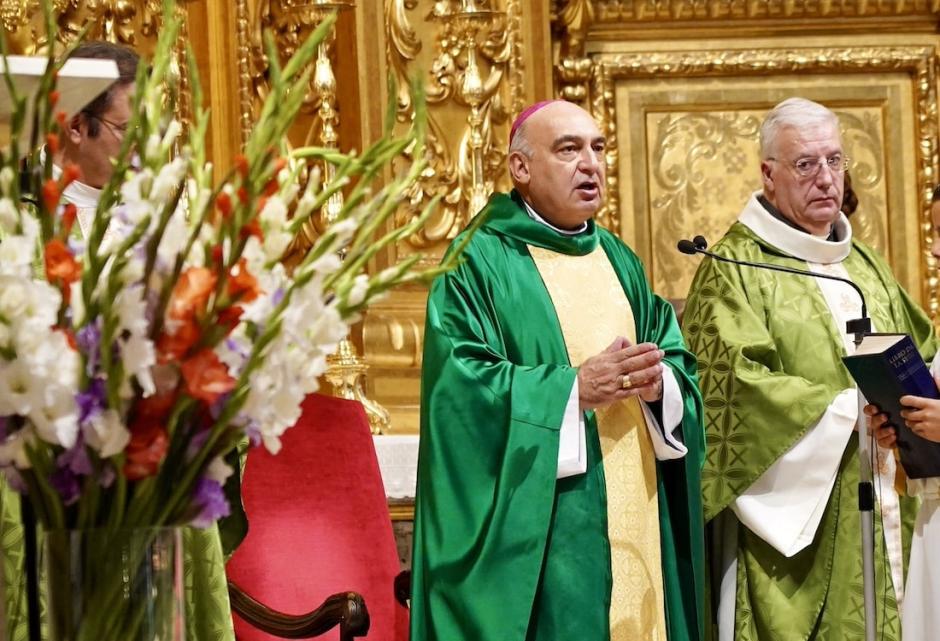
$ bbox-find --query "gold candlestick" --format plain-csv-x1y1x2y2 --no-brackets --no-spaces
435,0,505,218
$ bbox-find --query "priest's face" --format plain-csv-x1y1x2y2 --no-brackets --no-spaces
760,122,845,236
508,102,606,230
61,83,134,189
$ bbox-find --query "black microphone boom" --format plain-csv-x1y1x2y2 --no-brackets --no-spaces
676,236,872,339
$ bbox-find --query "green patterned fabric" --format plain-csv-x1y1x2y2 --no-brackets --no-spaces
0,476,235,641
683,221,936,641
411,191,706,641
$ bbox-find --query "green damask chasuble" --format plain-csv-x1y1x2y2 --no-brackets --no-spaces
683,205,937,641
410,191,706,641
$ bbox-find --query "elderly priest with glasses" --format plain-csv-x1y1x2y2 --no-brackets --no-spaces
410,100,706,641
682,97,938,641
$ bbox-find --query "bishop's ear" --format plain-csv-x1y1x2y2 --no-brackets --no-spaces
508,151,531,186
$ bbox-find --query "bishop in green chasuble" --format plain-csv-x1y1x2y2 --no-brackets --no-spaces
682,96,938,641
410,191,706,641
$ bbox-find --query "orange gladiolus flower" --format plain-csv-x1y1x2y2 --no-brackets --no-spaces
228,259,260,303
62,163,82,188
237,186,249,205
215,191,233,220
46,133,59,155
123,420,169,481
48,90,60,107
239,218,263,242
55,111,68,129
167,267,216,321
42,179,60,212
61,203,77,235
44,239,81,299
217,306,243,335
234,154,250,178
180,349,236,405
156,316,200,363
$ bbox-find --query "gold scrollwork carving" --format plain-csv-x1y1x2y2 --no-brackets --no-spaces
552,0,594,103
591,0,940,21
386,0,520,252
589,45,940,315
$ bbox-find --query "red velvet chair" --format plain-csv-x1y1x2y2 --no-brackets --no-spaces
226,394,408,641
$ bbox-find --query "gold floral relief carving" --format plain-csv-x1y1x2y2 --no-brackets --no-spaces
590,46,939,315
591,0,940,21
386,0,522,256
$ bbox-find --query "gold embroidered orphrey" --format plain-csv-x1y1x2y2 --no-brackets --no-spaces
528,244,666,641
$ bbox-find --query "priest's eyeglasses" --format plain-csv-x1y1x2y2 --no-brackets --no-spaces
84,112,129,139
769,154,850,178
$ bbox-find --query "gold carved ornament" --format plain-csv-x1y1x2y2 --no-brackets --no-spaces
386,0,526,252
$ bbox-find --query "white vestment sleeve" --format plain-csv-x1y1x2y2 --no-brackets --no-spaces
557,377,587,479
732,388,857,557
640,365,688,461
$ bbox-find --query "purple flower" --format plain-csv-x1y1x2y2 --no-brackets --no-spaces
56,438,93,477
191,478,230,528
185,428,211,462
272,287,285,306
76,318,103,375
50,467,81,506
75,378,107,425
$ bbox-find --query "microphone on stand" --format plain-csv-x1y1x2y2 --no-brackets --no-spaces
676,235,872,342
678,233,879,641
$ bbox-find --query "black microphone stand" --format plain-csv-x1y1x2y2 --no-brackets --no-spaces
679,235,878,641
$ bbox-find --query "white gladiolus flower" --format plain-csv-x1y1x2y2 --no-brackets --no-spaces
0,277,29,320
205,456,234,484
0,198,18,233
145,133,161,160
70,280,86,326
29,385,79,449
120,334,156,397
346,274,369,307
161,120,182,150
84,409,130,458
259,197,288,226
0,236,34,275
0,361,40,416
0,167,15,193
152,157,187,204
0,323,10,349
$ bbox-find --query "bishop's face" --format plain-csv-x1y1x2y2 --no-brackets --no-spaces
510,102,607,230
760,122,845,236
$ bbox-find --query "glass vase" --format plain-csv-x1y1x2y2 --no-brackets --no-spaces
41,527,185,641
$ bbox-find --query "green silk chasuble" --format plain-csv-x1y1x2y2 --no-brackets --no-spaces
410,191,706,641
682,220,937,641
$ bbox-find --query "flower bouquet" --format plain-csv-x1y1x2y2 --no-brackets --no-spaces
0,2,478,639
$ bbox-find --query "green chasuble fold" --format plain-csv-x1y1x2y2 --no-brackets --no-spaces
683,219,937,641
410,191,706,641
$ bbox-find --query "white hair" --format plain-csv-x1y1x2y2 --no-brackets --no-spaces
759,97,840,159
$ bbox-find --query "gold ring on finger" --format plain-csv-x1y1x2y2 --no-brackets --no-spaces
621,374,633,389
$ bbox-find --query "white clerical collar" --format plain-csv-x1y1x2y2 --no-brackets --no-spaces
51,162,102,210
738,191,851,264
521,198,588,236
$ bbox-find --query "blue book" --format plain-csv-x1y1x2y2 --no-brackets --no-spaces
842,333,940,479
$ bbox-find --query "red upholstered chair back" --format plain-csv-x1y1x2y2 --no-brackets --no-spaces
226,394,407,641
